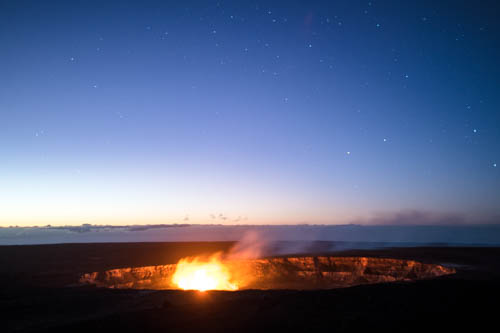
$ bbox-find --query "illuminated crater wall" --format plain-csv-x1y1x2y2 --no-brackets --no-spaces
80,256,455,290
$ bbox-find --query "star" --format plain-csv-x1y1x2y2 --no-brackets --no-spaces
346,151,351,155
473,129,477,133
494,163,497,168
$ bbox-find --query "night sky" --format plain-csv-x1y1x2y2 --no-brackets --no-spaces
1,0,499,226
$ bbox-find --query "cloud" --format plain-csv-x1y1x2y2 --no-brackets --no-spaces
356,210,467,226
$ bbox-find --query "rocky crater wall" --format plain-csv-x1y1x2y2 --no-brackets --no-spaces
80,256,455,290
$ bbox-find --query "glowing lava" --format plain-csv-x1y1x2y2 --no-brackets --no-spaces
171,256,238,291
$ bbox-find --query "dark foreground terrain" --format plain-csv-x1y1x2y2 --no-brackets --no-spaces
1,242,499,332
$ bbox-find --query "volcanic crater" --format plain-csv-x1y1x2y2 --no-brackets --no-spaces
80,256,455,290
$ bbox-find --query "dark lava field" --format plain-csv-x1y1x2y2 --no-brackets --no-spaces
1,242,499,332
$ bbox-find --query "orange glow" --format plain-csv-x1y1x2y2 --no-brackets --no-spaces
171,256,238,291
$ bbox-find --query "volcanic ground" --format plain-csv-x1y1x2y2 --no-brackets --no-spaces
1,242,499,332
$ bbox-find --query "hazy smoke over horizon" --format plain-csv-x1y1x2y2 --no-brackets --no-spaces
0,212,499,246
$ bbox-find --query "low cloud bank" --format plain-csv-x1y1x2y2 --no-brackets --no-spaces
355,210,469,225
1,223,499,246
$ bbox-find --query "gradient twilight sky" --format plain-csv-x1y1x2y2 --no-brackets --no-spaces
1,0,499,226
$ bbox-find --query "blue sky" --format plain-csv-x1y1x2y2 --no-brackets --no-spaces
1,0,499,226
